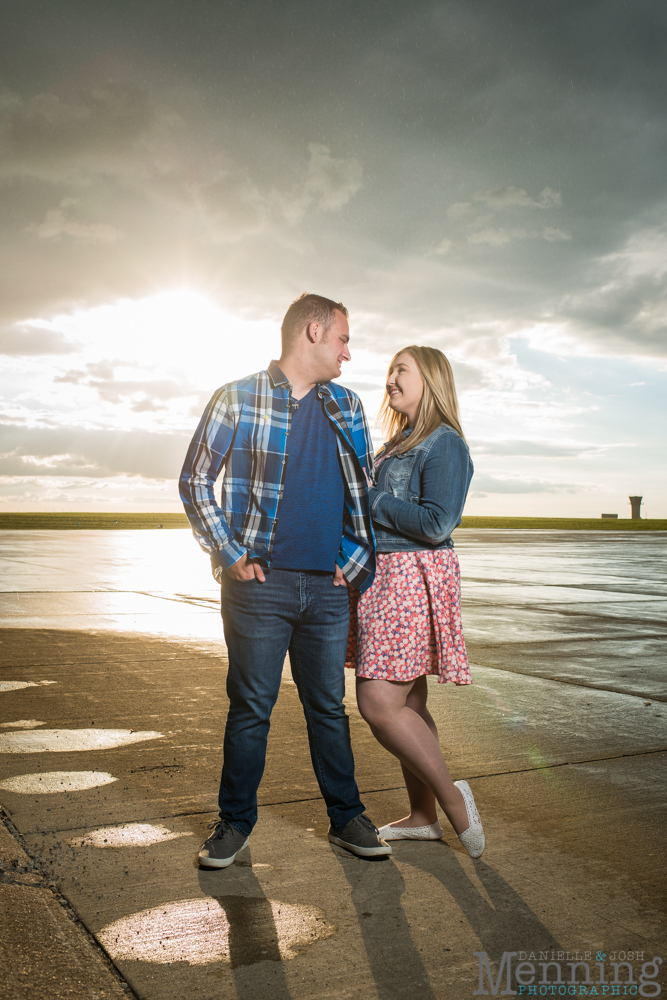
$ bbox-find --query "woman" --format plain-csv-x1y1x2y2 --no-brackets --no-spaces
347,345,484,857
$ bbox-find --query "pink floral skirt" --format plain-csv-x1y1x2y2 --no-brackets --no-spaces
346,549,471,685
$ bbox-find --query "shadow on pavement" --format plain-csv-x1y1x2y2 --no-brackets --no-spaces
404,843,564,958
197,861,294,1000
332,848,440,1000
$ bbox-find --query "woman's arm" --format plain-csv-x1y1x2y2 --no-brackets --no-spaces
368,431,472,545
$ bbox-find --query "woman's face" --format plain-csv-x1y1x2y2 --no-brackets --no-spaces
386,351,424,426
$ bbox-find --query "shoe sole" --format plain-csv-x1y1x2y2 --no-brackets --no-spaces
378,828,444,841
198,837,249,868
328,833,392,857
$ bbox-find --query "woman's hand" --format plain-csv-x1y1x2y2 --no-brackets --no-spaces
362,465,373,489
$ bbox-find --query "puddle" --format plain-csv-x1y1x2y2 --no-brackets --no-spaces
0,770,117,793
70,823,194,848
0,681,57,692
0,720,45,728
0,728,164,753
98,897,336,965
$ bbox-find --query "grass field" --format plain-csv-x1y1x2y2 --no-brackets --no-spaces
0,512,665,531
0,512,189,530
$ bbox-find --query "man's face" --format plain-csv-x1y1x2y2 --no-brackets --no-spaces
314,309,351,381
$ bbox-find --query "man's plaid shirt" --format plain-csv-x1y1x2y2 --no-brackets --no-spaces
179,360,377,592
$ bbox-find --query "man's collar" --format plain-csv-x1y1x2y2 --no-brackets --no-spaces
267,360,290,389
267,360,336,397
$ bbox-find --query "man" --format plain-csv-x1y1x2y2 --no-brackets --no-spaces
180,292,391,867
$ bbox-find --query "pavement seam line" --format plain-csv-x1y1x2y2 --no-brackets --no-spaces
471,661,667,702
0,806,139,999
20,747,667,837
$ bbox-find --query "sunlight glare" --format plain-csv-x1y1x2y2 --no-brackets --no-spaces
39,289,281,389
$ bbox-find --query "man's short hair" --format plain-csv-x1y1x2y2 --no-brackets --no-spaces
281,293,349,351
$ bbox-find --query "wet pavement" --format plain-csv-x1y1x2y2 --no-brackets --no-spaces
0,529,666,999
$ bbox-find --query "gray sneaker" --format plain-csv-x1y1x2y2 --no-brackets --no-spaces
328,814,392,857
198,820,249,868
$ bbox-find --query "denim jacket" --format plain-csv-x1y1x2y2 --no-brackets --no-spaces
368,424,473,553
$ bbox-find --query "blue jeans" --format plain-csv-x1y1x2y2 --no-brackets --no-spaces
219,569,365,835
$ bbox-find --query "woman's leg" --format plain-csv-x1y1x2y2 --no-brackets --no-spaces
356,675,469,835
399,676,440,825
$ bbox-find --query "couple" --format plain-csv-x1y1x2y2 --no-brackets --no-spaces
179,292,484,867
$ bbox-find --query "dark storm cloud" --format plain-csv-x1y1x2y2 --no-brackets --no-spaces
0,85,156,180
1,0,665,343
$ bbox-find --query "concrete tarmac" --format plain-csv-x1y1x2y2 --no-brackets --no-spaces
0,529,665,999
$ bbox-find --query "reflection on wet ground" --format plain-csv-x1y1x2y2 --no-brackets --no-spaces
0,529,665,999
2,528,666,695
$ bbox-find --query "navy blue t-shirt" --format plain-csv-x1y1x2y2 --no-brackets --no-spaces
270,386,345,572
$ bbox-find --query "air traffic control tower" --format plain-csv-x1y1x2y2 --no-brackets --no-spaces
629,496,643,519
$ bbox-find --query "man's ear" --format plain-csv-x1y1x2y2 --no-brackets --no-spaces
305,320,320,343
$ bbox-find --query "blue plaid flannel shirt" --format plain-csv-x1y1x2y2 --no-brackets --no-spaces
179,360,377,592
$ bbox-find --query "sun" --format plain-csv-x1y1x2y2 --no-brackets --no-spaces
38,288,281,387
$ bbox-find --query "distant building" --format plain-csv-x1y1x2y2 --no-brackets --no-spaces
629,496,643,519
601,513,618,519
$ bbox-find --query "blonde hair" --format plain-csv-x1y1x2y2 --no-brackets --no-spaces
377,345,464,455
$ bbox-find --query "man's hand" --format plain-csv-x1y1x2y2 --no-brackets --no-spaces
333,564,349,588
226,552,266,583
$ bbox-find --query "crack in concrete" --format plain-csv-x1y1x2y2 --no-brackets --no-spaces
0,806,139,999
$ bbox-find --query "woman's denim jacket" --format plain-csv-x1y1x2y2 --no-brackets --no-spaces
368,424,474,553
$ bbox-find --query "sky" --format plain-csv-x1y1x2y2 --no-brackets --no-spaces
1,0,665,517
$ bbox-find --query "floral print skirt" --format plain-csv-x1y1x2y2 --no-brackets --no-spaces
346,549,471,685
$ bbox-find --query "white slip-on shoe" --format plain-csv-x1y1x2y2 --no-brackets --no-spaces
377,821,444,841
454,780,485,858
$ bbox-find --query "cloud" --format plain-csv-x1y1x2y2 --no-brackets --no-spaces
468,226,571,247
53,362,194,410
468,227,530,247
280,144,363,223
550,221,667,358
470,473,582,495
304,143,363,211
0,422,190,480
0,325,77,355
194,171,268,242
472,186,561,211
0,85,157,180
441,184,568,252
31,205,121,243
446,202,471,220
470,439,605,458
542,227,571,242
432,238,453,255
